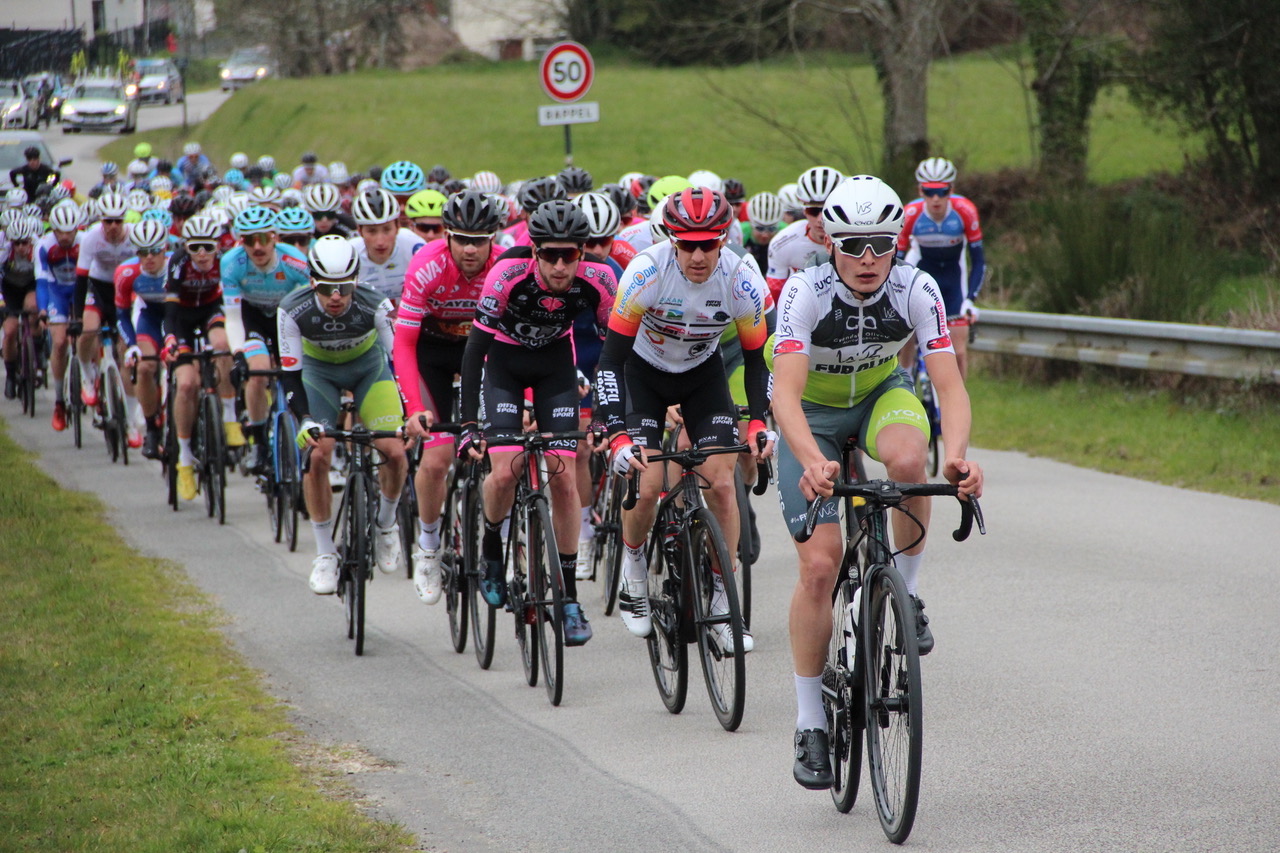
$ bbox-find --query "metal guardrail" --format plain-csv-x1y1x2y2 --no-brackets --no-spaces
971,309,1280,383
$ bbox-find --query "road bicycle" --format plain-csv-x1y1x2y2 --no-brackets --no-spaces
625,442,755,732
306,416,405,657
910,353,942,478
15,309,43,418
794,441,984,842
66,328,86,448
242,368,303,551
92,330,131,466
486,429,588,707
158,341,231,521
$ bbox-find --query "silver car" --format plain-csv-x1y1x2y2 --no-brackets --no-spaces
60,78,139,134
0,80,40,129
133,58,185,105
219,46,275,91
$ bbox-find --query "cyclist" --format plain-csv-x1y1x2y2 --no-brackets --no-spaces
502,177,565,248
161,214,238,501
173,143,212,191
380,160,427,231
396,190,506,604
458,200,618,646
276,206,316,253
8,146,59,199
71,191,134,407
898,157,985,378
35,200,85,430
594,188,773,652
292,152,329,187
1,216,40,400
403,188,448,244
279,235,408,593
765,166,843,300
222,205,311,473
349,187,426,305
767,175,983,789
91,162,122,198
303,183,356,238
114,219,172,458
743,191,783,272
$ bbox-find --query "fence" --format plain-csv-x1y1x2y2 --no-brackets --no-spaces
0,28,84,77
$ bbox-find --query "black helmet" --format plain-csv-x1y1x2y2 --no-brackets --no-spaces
301,151,318,165
427,164,451,184
442,178,466,196
632,175,657,214
169,194,200,218
442,190,504,235
557,166,593,195
723,178,746,204
602,183,635,219
526,199,591,244
518,176,567,213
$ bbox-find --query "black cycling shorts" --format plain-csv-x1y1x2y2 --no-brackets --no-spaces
416,335,467,422
242,302,279,357
481,336,579,453
168,302,225,352
625,350,738,451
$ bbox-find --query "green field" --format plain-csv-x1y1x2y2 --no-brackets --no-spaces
103,51,1195,192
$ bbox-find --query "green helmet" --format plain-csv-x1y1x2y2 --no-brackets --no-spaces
646,175,694,214
405,188,447,219
134,142,152,159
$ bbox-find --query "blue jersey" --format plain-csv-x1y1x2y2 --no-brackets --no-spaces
898,195,985,317
220,244,311,313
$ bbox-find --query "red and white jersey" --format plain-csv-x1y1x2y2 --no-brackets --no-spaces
76,221,135,281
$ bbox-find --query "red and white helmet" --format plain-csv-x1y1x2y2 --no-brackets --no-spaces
661,187,734,240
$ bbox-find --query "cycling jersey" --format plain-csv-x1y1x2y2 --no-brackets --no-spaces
76,221,135,282
114,256,169,345
34,231,81,322
165,249,222,309
220,244,310,312
347,228,426,303
393,238,503,417
765,219,827,299
898,195,985,317
772,259,953,408
1,248,35,317
500,219,532,248
616,219,654,253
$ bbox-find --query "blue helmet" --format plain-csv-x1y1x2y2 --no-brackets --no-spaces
223,168,246,189
233,205,278,237
380,160,426,195
141,207,174,228
275,206,315,235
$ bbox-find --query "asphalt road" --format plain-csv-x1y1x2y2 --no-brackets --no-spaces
11,93,1280,850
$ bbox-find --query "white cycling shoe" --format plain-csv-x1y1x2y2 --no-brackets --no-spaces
413,546,443,605
710,575,753,654
309,553,339,595
375,523,403,574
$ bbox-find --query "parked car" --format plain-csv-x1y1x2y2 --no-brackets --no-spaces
0,130,73,192
60,78,139,134
132,58,184,105
0,79,40,129
21,72,70,125
219,46,275,91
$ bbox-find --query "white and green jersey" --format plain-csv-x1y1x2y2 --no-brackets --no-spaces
773,259,953,407
277,284,394,367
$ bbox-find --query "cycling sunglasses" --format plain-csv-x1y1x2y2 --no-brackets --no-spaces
186,242,218,254
449,232,493,247
584,237,613,251
242,233,274,247
280,234,311,247
535,246,582,264
752,223,779,234
803,206,824,218
414,221,445,236
673,238,722,254
100,218,124,225
834,235,897,258
314,280,356,297
921,185,952,198
136,247,166,257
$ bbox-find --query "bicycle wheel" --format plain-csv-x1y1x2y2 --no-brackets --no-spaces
68,358,83,449
101,374,118,463
106,364,129,466
398,458,418,579
441,466,469,654
510,503,538,688
528,495,565,706
689,507,746,732
341,470,372,656
645,520,688,715
734,471,753,629
20,322,37,418
825,580,863,813
595,472,624,616
164,392,179,512
277,420,300,552
200,393,226,524
465,477,496,669
863,563,923,843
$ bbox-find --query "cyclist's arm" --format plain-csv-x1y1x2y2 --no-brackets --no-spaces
731,269,771,425
925,351,971,461
220,260,245,351
966,241,985,301
276,306,311,420
955,197,986,301
458,323,495,425
592,325,635,439
113,265,137,346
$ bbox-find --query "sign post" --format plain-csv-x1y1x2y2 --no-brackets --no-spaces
538,41,596,166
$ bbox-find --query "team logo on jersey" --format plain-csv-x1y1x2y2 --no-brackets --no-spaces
775,339,805,355
927,335,951,350
281,356,298,367
645,329,666,345
539,296,565,312
275,272,286,280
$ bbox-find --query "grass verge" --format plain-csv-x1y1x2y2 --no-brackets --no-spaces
968,363,1280,505
0,422,414,852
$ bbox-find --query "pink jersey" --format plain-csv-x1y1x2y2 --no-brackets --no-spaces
474,253,616,349
502,219,533,247
393,239,503,415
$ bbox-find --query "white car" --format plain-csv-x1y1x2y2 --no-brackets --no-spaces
0,80,39,129
133,58,185,105
219,47,275,91
60,78,139,134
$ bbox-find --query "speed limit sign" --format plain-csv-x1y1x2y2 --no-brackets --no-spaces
540,41,594,103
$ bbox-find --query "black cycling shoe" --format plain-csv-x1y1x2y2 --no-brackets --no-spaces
249,443,271,475
3,373,15,400
479,559,506,607
141,429,163,460
912,595,934,656
793,729,834,790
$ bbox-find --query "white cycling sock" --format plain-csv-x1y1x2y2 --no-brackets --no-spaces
579,505,593,540
178,437,195,467
897,551,923,597
376,493,398,529
795,673,827,732
312,518,335,556
622,539,647,582
221,396,236,423
418,517,441,551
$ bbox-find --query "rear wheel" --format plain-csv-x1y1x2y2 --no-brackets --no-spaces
338,471,371,656
529,496,565,706
826,580,863,813
441,465,469,654
398,458,418,579
106,364,129,466
645,518,688,715
20,321,37,417
164,391,179,511
465,477,495,669
690,508,746,732
864,565,923,843
594,472,624,616
734,472,754,628
511,503,538,688
68,358,83,448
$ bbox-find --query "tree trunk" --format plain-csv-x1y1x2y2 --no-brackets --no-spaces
864,0,942,182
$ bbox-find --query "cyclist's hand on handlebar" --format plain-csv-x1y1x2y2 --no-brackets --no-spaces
162,336,181,364
124,344,142,368
799,459,841,501
609,434,647,477
944,457,983,499
458,422,486,461
665,404,683,427
746,419,776,461
586,420,608,452
405,410,434,440
296,418,324,449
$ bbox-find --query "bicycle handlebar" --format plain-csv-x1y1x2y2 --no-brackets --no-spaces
793,479,985,545
620,443,753,511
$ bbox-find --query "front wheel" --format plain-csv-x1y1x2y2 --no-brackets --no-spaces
864,564,923,843
594,472,624,616
440,466,468,654
645,518,688,715
464,476,496,669
105,364,129,466
826,581,863,812
690,508,746,732
528,496,565,706
68,358,84,449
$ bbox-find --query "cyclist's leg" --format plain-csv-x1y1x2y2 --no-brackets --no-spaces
204,320,240,444
300,360,346,591
1,288,20,392
477,347,526,602
677,356,741,558
411,342,464,543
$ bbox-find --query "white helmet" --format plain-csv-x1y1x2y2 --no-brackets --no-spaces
649,203,670,243
328,161,349,184
281,188,305,207
572,192,620,239
182,214,221,242
249,185,283,207
127,158,150,178
777,182,802,211
211,185,235,204
618,171,643,190
915,157,957,184
49,200,85,232
687,169,724,193
308,235,359,281
303,182,342,214
797,166,845,206
183,141,202,156
5,187,27,208
230,152,250,170
746,191,784,229
126,189,152,212
129,219,169,251
150,175,173,195
350,187,400,226
5,215,40,242
820,175,905,239
272,172,293,191
355,178,380,194
470,170,503,194
257,155,276,173
96,191,129,219
225,193,252,219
